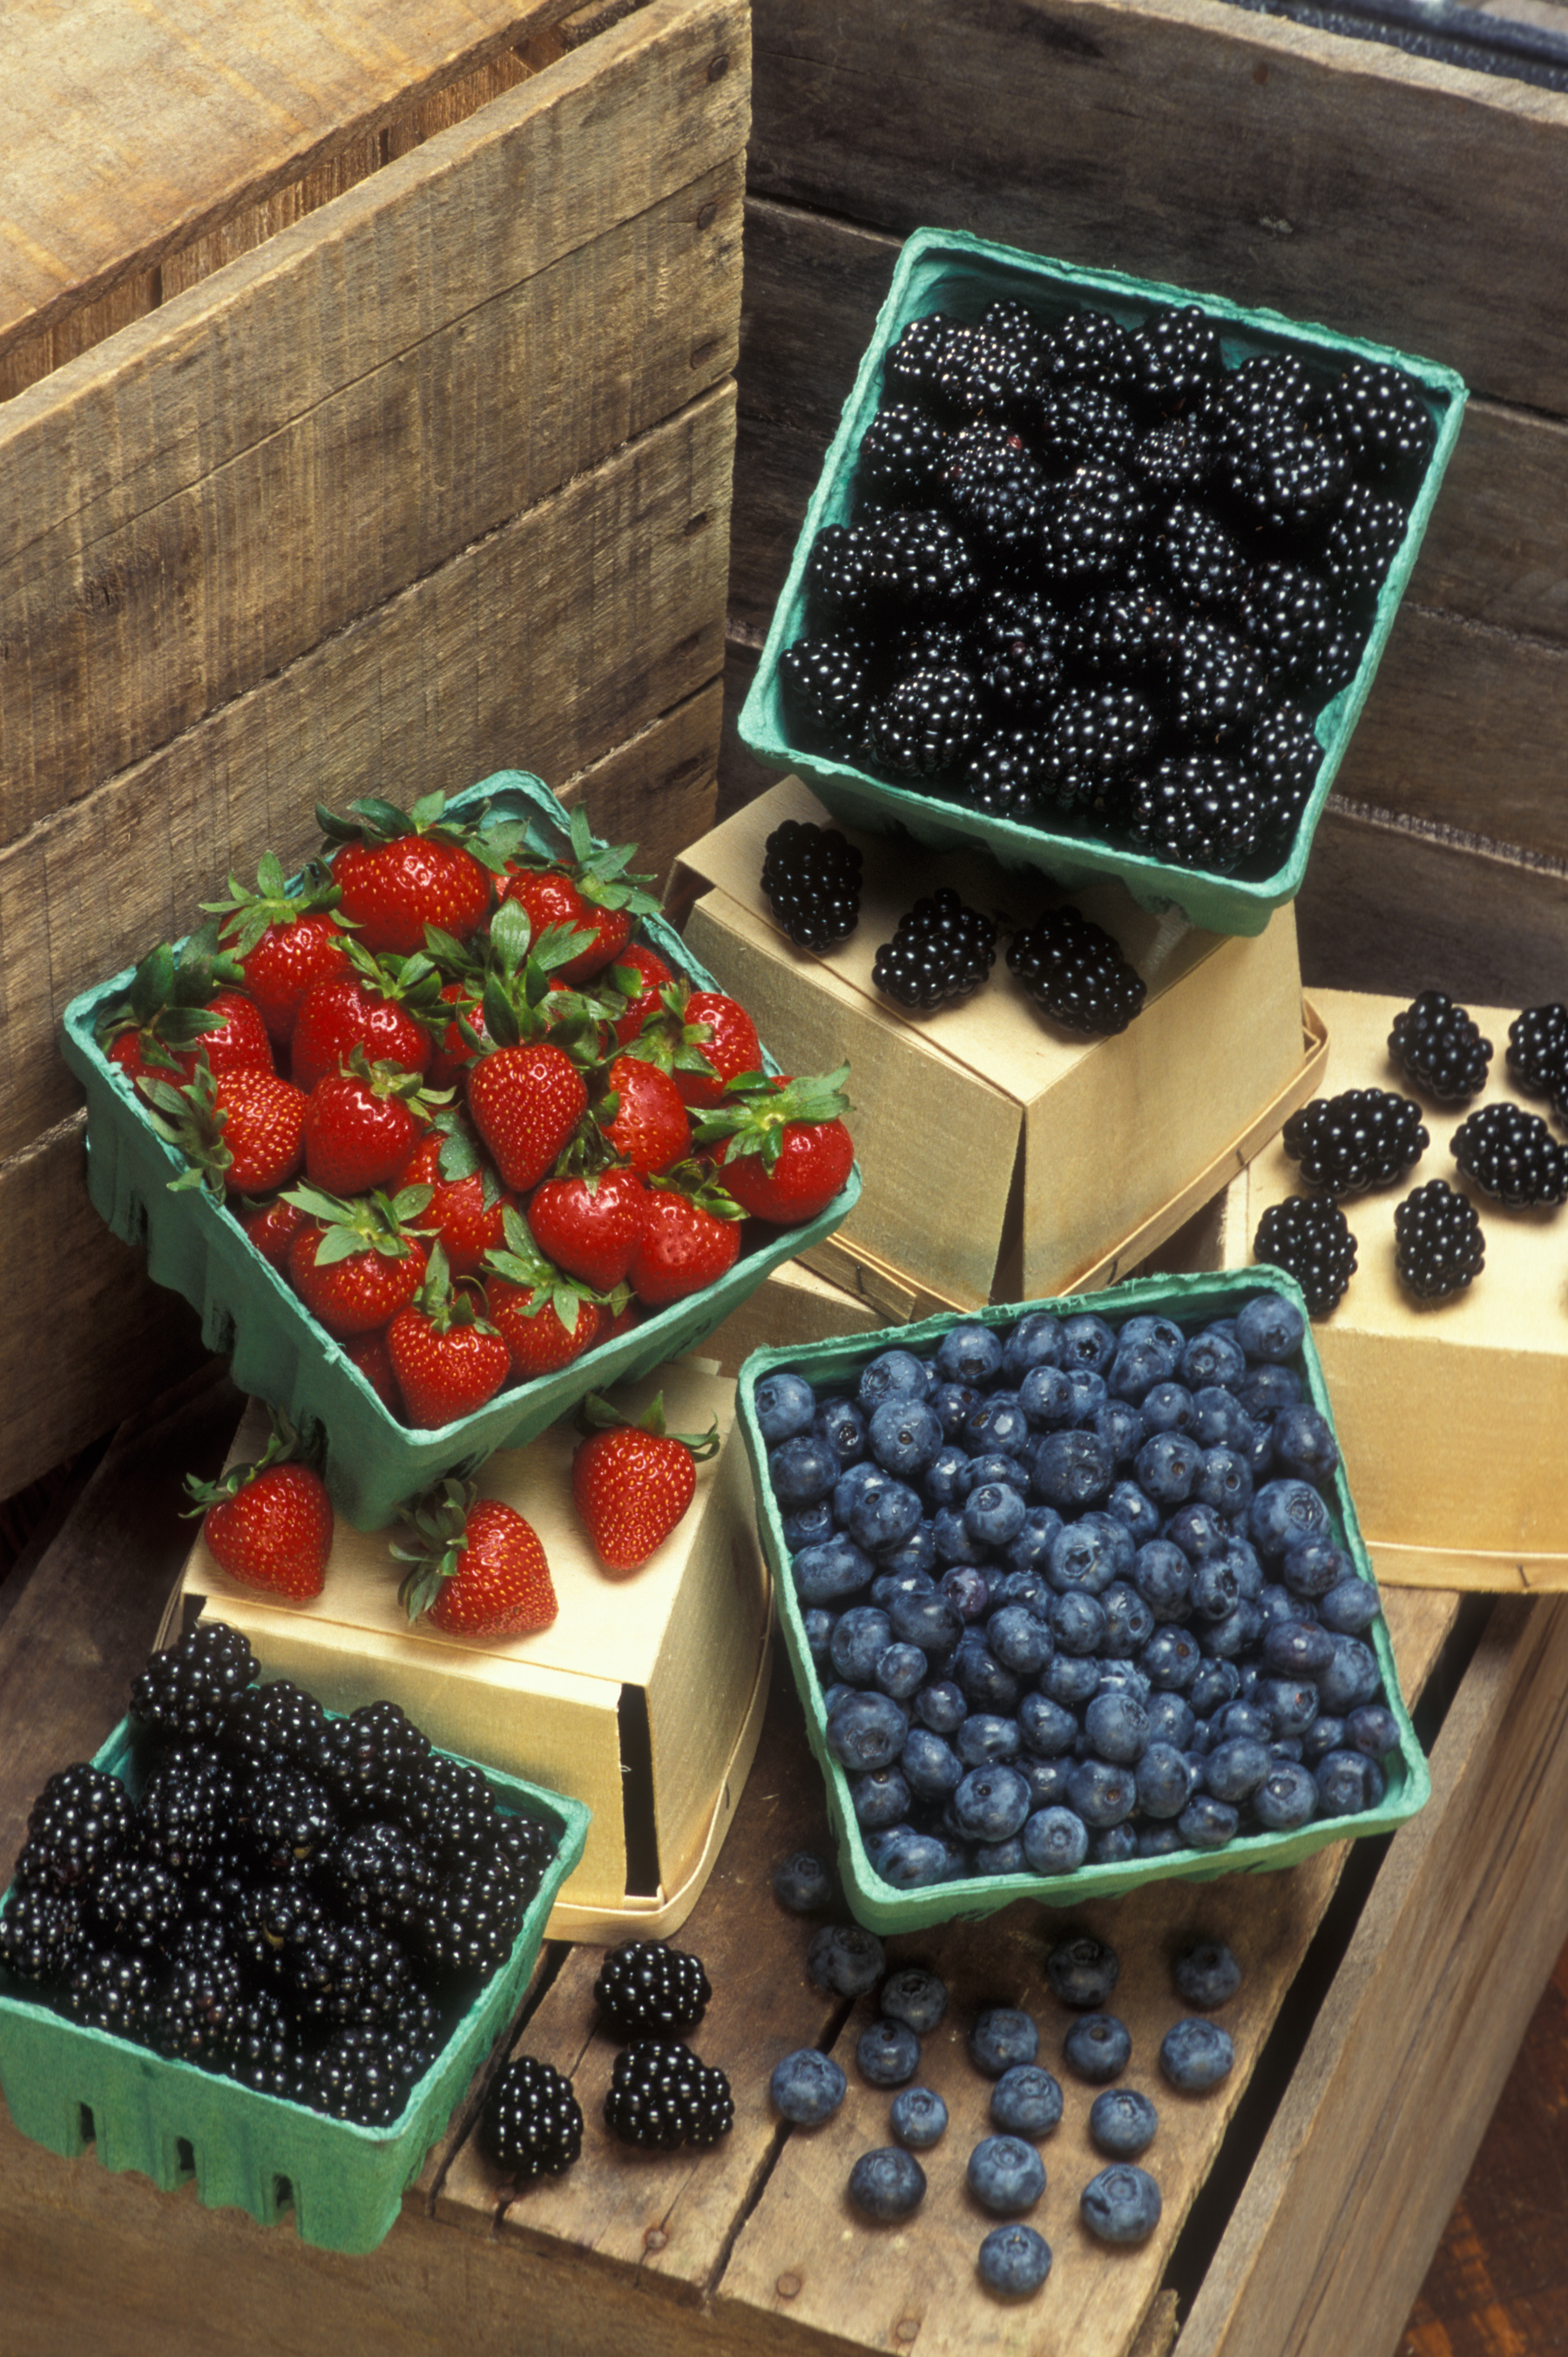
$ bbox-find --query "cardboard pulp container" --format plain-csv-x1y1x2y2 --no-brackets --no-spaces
734,1266,1429,1936
668,777,1327,1320
168,1361,770,1942
1227,985,1568,1591
0,1721,587,2255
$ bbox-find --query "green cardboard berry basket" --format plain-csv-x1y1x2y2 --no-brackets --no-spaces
0,1717,589,2253
735,1266,1430,1935
59,771,861,1529
738,226,1468,938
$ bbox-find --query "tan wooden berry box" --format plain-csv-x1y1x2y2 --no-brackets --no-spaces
666,777,1328,1322
1198,986,1568,1592
165,1361,771,1941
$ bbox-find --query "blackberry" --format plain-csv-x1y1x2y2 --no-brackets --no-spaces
1034,386,1139,476
942,422,1048,549
1037,465,1147,584
1131,305,1225,415
416,1857,529,1981
299,2025,414,2126
319,1819,436,1932
1043,309,1139,395
805,523,879,625
1236,562,1342,696
882,314,965,404
1218,422,1351,535
1122,754,1264,875
1505,1003,1568,1100
1062,588,1175,684
1007,906,1146,1036
1130,415,1215,496
231,1879,336,1994
0,1884,86,1985
868,669,985,776
873,888,997,1012
147,1926,247,2064
130,1622,257,1746
594,1940,712,2039
1208,352,1321,443
760,820,863,952
1152,502,1247,610
779,636,875,749
969,590,1065,716
960,732,1051,825
882,616,971,680
491,1811,559,1900
324,1921,422,2030
15,1763,134,1894
1253,1197,1359,1318
1245,703,1322,854
857,402,948,505
1320,484,1409,610
482,2055,584,2179
401,1753,504,1873
63,1945,157,2037
1323,361,1436,485
931,326,1038,425
1388,991,1493,1104
219,1678,328,1775
1451,1102,1568,1207
1168,616,1268,744
234,1761,338,1878
1395,1179,1485,1300
88,1852,188,1956
603,2040,733,2151
318,1700,430,1820
1282,1089,1429,1198
865,510,983,614
222,1985,298,2098
1048,684,1161,777
138,1744,236,1879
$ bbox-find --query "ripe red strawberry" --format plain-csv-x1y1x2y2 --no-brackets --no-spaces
627,1177,744,1307
397,1124,513,1277
109,987,274,1087
386,1247,512,1428
672,991,764,1110
140,1063,308,1199
700,1068,855,1226
206,855,353,1048
528,1167,650,1290
484,1206,610,1379
394,1479,558,1638
291,968,435,1094
239,1192,309,1272
345,1327,401,1413
570,1393,720,1574
185,1414,333,1602
599,1055,691,1175
302,1054,443,1196
319,795,493,955
284,1185,430,1339
467,1039,588,1192
426,981,489,1091
608,945,676,1044
497,806,661,982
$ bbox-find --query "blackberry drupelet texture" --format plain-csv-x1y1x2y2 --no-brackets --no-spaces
1450,1102,1568,1207
1281,1090,1429,1198
1006,906,1146,1036
603,2040,733,2150
1394,1179,1485,1300
760,819,864,953
1253,1196,1359,1318
592,1940,712,2039
481,2055,584,2178
1388,991,1493,1103
872,888,997,1013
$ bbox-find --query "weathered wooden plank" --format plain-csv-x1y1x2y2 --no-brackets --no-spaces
1174,1597,1568,2357
557,675,723,888
0,0,616,359
0,382,734,1166
0,0,748,830
749,0,1568,417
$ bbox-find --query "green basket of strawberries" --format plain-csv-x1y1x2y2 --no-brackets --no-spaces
60,772,861,1530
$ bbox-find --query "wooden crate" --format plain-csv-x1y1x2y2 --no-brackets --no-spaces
3,1374,1568,2356
724,0,1568,1011
3,0,748,1503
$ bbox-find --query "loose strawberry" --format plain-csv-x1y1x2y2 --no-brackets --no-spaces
141,1062,308,1199
607,945,676,1045
528,1166,650,1291
483,1206,611,1380
598,1054,691,1176
626,1172,745,1307
204,854,353,1049
302,1051,447,1197
570,1392,720,1575
394,1477,558,1639
289,941,443,1094
284,1183,430,1339
698,1067,855,1226
317,793,507,956
497,807,661,982
386,1246,512,1428
184,1411,333,1602
397,1119,514,1278
670,989,764,1110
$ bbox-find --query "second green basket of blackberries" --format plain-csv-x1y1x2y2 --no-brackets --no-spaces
739,227,1466,938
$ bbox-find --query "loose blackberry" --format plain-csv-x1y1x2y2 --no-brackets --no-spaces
760,819,863,952
857,402,948,504
1505,1004,1568,1100
1131,305,1225,415
1152,502,1247,610
779,636,875,750
603,2041,733,2151
1048,684,1161,777
1062,588,1175,684
234,1761,338,1878
1451,1102,1568,1207
805,523,879,625
318,1700,430,1821
1167,616,1268,745
1037,465,1147,584
864,510,983,614
1253,1196,1359,1317
969,590,1065,716
1122,754,1264,875
872,888,997,1012
63,1944,157,2037
1007,906,1146,1036
960,732,1051,825
88,1852,188,1957
1245,703,1322,855
594,1941,712,2039
138,1744,236,1880
0,1884,86,1985
219,1678,328,1775
868,669,986,776
482,2055,584,2179
1395,1179,1485,1300
883,314,965,407
1236,561,1342,696
14,1763,134,1894
1323,361,1436,485
319,1819,436,1933
1129,415,1215,496
1388,991,1493,1104
1043,309,1139,396
130,1622,257,1746
1034,386,1139,476
1281,1089,1429,1198
1320,484,1409,611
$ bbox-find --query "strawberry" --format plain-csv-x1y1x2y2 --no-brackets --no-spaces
671,989,764,1110
109,987,274,1088
301,1051,446,1197
598,1054,691,1175
397,1120,513,1278
607,945,675,1045
238,1192,309,1272
483,1206,611,1379
387,1246,512,1428
184,1412,333,1602
699,1068,855,1226
345,1327,401,1413
289,940,443,1094
140,1062,308,1199
98,929,257,1083
497,807,661,983
626,1172,744,1307
469,1039,588,1193
283,1183,431,1339
205,854,353,1049
317,794,504,956
528,1166,650,1290
570,1392,720,1575
394,1478,558,1638
426,980,489,1091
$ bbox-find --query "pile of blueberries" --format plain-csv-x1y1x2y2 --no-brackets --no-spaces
753,1288,1402,1893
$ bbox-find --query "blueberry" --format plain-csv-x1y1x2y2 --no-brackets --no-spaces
1094,1400,1148,1466
965,1394,1031,1458
1082,2163,1162,2244
875,1643,930,1702
953,1765,1032,1843
876,1525,938,1582
857,2017,921,2088
938,1567,990,1624
1189,1557,1240,1624
1022,1806,1089,1874
1089,2087,1159,2158
1261,1617,1335,1678
782,1499,835,1552
1248,1479,1331,1560
1044,1934,1119,2009
1301,1712,1346,1766
842,1471,926,1558
1281,1536,1350,1599
1177,1794,1239,1850
1140,1380,1195,1436
1139,1826,1185,1858
826,1692,909,1773
1315,1747,1381,1816
1064,2010,1132,2083
960,1483,1024,1553
1059,1314,1118,1374
1345,1703,1400,1758
1085,1690,1151,1766
1238,1362,1305,1421
771,2047,847,2124
1160,2016,1234,2092
1028,1429,1113,1510
889,2085,949,2150
793,1533,875,1606
770,1432,841,1506
936,1321,1004,1387
1317,1635,1382,1715
1254,1676,1321,1739
952,1639,1021,1714
1019,1755,1075,1811
830,1606,894,1685
1062,1368,1109,1426
1181,1326,1247,1389
901,1728,963,1801
990,2064,1064,2138
848,2145,926,2220
1236,1288,1305,1363
1148,1690,1200,1746
1132,1539,1193,1623
849,1767,911,1831
1204,1735,1273,1805
1108,1341,1169,1403
1141,1625,1202,1692
772,1849,833,1915
1193,1447,1254,1521
1251,1759,1318,1830
881,1966,948,2035
874,1567,932,1615
806,1922,885,1996
1269,1402,1340,1485
1002,1506,1064,1575
1100,1581,1156,1658
754,1370,818,1444
1219,1539,1265,1601
923,1444,976,1509
868,1831,950,1889
955,1712,1022,1770
929,1382,981,1442
1201,1601,1266,1661
1004,1312,1064,1381
1092,1822,1140,1866
977,2223,1053,2298
914,1679,968,1736
1042,1651,1101,1710
1173,1941,1240,2008
857,1350,930,1411
1018,1692,1077,1759
801,1608,836,1672
1066,1759,1137,1829
969,2006,1038,2078
975,1838,1026,1877
1190,1383,1252,1451
967,2133,1047,2216
1051,1588,1108,1658
1319,1577,1382,1637
933,1505,985,1569
1135,1741,1193,1819
1049,1510,1132,1596
814,1396,867,1466
1135,1431,1201,1506
1018,1364,1075,1430
1107,1480,1163,1546
986,1604,1052,1678
868,1398,944,1478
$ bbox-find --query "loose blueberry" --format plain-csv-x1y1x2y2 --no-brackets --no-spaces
969,2005,1039,2078
977,2223,1053,2298
881,1966,948,2035
848,2145,927,2220
772,1850,833,1915
990,2063,1064,2138
857,2017,922,2088
771,2048,848,2124
967,2133,1047,2216
1089,2087,1159,2158
807,1922,886,1998
1044,1934,1119,2010
889,2085,949,2150
1159,2017,1234,2093
1064,2012,1132,2083
1081,2163,1162,2244
1173,1940,1240,2009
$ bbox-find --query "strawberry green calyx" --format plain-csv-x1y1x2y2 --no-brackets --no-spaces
316,791,529,877
139,1061,236,1194
575,1389,721,1461
97,924,247,1069
690,1066,853,1171
483,1205,625,1334
471,899,604,1064
182,1405,319,1516
281,1180,433,1264
408,1241,497,1334
648,1159,747,1223
336,1043,453,1121
338,935,450,1023
202,851,344,956
390,1475,478,1621
508,806,663,923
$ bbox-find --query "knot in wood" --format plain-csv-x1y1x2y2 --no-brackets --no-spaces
776,2273,802,2299
644,2227,668,2252
894,2323,920,2346
707,51,729,78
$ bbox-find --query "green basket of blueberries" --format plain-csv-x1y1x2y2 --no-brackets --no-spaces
736,1265,1429,1935
739,225,1466,937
